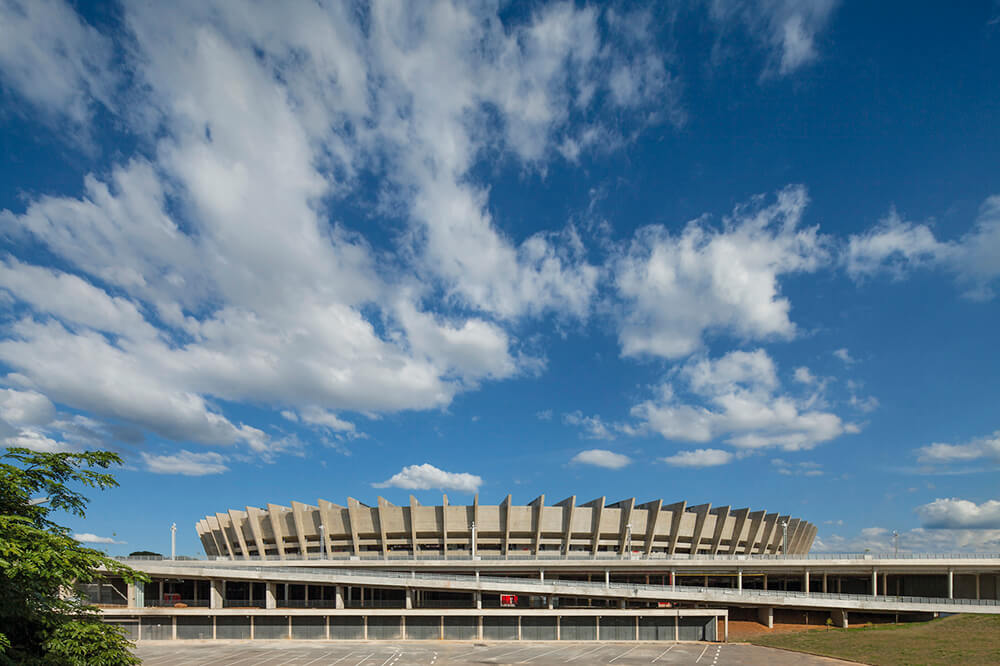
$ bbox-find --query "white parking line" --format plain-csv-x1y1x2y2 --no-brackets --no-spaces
565,645,607,662
519,645,570,662
652,644,675,662
695,646,708,663
379,651,398,666
354,653,374,666
608,645,637,663
490,645,537,661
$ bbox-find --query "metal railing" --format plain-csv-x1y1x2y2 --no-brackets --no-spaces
127,562,1000,610
144,599,210,608
117,551,1000,563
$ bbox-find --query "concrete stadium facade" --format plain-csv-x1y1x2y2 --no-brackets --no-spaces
196,495,817,559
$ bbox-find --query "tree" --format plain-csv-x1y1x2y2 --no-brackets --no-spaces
0,447,148,665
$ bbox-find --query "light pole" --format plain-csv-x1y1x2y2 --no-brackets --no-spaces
781,521,788,556
170,523,177,560
892,530,899,557
471,521,477,559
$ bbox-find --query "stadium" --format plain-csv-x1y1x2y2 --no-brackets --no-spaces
94,494,1000,643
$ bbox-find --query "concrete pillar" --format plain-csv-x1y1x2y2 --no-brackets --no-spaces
975,574,981,600
838,577,842,593
758,606,773,629
517,616,522,641
547,596,553,610
947,570,954,599
737,569,742,593
671,570,676,590
172,616,177,640
478,615,484,640
882,573,888,598
475,591,482,610
401,616,406,640
127,582,137,609
210,580,224,609
304,585,309,604
724,615,728,642
704,574,709,588
831,609,848,628
556,616,560,641
674,615,679,641
250,616,255,640
619,599,626,609
405,588,412,609
335,585,344,609
362,616,368,640
763,573,767,591
540,569,544,582
822,573,827,594
325,616,330,640
872,570,878,597
212,615,217,640
804,570,810,596
605,570,610,588
266,583,276,609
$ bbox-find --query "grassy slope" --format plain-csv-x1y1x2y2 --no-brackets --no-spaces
749,614,1000,665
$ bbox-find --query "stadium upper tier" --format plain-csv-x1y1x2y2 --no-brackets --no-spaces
196,495,816,559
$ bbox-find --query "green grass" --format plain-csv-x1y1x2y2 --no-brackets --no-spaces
749,614,1000,665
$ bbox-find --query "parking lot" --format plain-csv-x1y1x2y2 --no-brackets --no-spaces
136,641,853,665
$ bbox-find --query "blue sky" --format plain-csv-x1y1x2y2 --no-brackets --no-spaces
1,0,999,556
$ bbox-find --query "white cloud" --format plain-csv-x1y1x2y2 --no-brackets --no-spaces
0,388,56,428
0,0,683,466
141,450,229,476
661,448,733,467
372,463,481,493
771,458,823,476
917,498,1000,530
536,409,553,421
832,348,855,364
73,533,125,545
916,431,1000,465
817,525,1000,554
845,197,1000,300
0,0,118,131
614,186,828,359
632,349,852,451
563,411,618,440
708,0,840,77
570,449,631,469
793,367,816,384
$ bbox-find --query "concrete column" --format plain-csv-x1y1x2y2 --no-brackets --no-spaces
478,615,484,640
556,616,560,641
405,588,412,609
335,585,344,609
172,616,177,640
304,585,309,604
636,616,640,641
547,596,553,610
882,573,888,598
361,586,365,608
158,580,163,604
250,616,255,640
325,616,330,640
737,569,742,593
838,577,842,593
975,574,981,600
401,616,406,640
871,570,878,597
822,573,827,594
540,569,544,582
266,583,276,609
212,615,217,640
704,574,709,588
127,582,137,609
605,570,610,588
475,591,482,610
947,570,954,599
362,616,368,640
804,570,810,596
619,599,626,609
758,606,773,629
210,579,224,609
517,616,522,641
671,570,676,590
763,573,768,591
724,615,728,643
674,615,679,641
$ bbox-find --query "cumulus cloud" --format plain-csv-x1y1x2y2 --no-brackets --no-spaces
0,0,118,132
0,0,683,467
373,463,482,493
708,0,840,77
916,431,1000,465
141,450,229,476
817,525,1000,554
845,198,1000,300
917,498,1000,529
563,411,619,440
614,186,828,359
661,448,733,467
74,533,125,545
771,458,823,476
631,349,853,451
570,449,631,469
